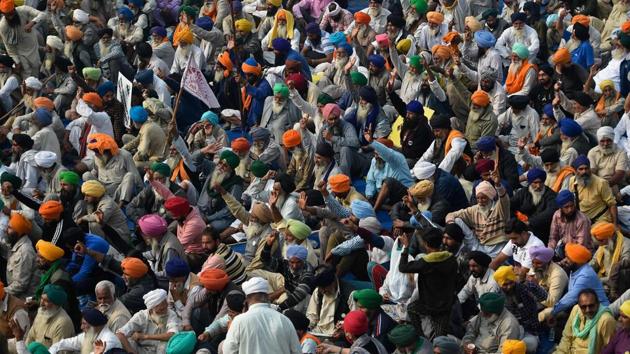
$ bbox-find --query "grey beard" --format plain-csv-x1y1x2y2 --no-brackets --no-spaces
335,57,348,70
601,146,615,156
367,7,379,17
210,169,228,187
214,69,224,83
529,185,544,205
246,221,265,238
276,24,288,38
148,237,161,257
97,302,112,313
38,306,61,320
357,103,372,123
149,312,168,328
179,46,191,59
478,202,494,214
272,100,285,114
508,61,522,75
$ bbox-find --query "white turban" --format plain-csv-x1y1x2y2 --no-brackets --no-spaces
328,1,341,16
359,216,382,235
242,277,269,296
412,161,437,180
34,151,57,168
73,9,90,24
46,35,64,51
221,109,241,118
25,77,42,90
143,289,168,310
596,126,615,142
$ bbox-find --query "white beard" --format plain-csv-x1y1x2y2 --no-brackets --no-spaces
147,237,160,257
513,28,525,42
38,306,61,321
99,40,111,59
601,146,615,156
272,100,285,114
97,302,112,314
246,221,265,238
357,25,369,42
149,311,168,329
63,42,74,59
560,139,572,153
529,185,544,206
612,48,624,60
276,24,288,38
508,60,522,75
357,102,372,123
478,202,494,215
367,7,379,17
417,199,431,211
210,169,228,187
335,57,348,70
179,45,191,59
214,69,224,83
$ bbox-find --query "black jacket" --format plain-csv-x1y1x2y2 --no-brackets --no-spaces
510,186,558,244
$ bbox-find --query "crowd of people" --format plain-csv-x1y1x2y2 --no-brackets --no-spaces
0,0,630,353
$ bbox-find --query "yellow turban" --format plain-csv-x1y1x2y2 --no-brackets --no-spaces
267,0,281,6
269,9,295,48
465,16,482,32
36,240,65,262
235,19,253,32
493,265,516,286
599,79,615,91
396,38,412,54
81,180,106,198
502,339,526,354
408,180,434,199
620,300,630,317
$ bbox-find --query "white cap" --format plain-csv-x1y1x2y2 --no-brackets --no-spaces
241,277,269,296
34,151,57,168
73,9,90,24
24,76,42,90
221,109,241,118
46,35,64,51
412,161,437,180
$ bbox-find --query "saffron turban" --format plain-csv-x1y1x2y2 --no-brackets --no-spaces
175,27,193,45
328,174,351,193
591,222,616,241
426,11,444,24
65,25,84,41
282,129,301,148
502,340,526,354
572,14,590,27
241,58,262,76
231,137,250,153
471,90,490,107
87,133,119,156
83,92,103,109
199,268,230,291
121,257,149,278
565,243,592,265
431,44,452,61
36,240,64,261
9,213,32,235
0,0,14,14
39,200,63,220
354,12,371,25
34,97,55,111
553,48,571,65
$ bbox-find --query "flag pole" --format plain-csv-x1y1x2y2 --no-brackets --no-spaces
167,56,190,146
228,0,244,128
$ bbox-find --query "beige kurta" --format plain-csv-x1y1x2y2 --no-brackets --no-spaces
0,6,47,77
123,121,167,167
104,299,132,333
536,262,569,321
25,308,75,348
587,146,628,182
117,309,180,354
553,305,617,354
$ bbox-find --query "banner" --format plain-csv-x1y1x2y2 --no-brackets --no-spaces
181,54,220,109
116,73,133,128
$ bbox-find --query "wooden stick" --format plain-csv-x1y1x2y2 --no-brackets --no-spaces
228,0,244,127
0,74,56,124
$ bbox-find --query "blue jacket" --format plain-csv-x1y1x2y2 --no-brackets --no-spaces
551,264,609,316
621,58,630,97
245,78,273,128
365,141,415,198
435,168,469,211
163,76,209,133
69,234,110,284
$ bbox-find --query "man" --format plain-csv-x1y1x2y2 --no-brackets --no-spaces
461,292,521,353
533,149,573,193
138,214,185,288
317,103,360,177
504,44,537,96
558,119,591,168
457,251,500,306
497,95,540,153
399,227,457,340
3,213,37,299
200,228,247,284
387,324,432,354
283,130,315,191
56,171,83,220
419,113,469,174
31,110,61,158
94,28,126,82
0,1,46,77
351,289,397,351
495,12,540,64
94,280,132,333
481,9,509,39
555,289,616,354
601,299,630,353
33,151,65,197
465,91,498,148
223,277,302,353
160,196,205,272
25,285,75,347
321,173,367,220
306,266,351,336
261,10,300,51
149,26,175,67
317,310,388,354
164,257,200,325
0,280,29,352
251,127,286,170
313,142,341,188
588,126,628,190
387,100,433,166
530,67,556,114
116,289,180,353
509,168,557,243
260,83,302,143
460,30,503,84
529,246,569,321
8,134,38,195
569,155,617,225
490,219,545,279
171,27,205,74
301,23,334,66
122,106,167,169
474,136,522,190
48,308,122,353
365,55,389,106
365,138,414,210
414,11,448,52
554,90,601,138
127,163,186,222
85,133,142,206
76,180,132,252
551,47,588,98
96,82,125,145
590,222,630,282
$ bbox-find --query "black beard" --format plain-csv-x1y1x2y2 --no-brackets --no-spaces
7,13,21,28
60,188,75,203
562,210,577,221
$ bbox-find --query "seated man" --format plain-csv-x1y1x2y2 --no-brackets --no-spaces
528,246,569,322
569,155,617,225
590,222,630,282
462,292,521,353
587,126,628,192
94,280,132,333
457,251,500,307
321,173,367,219
548,190,593,258
48,308,122,353
116,289,180,353
200,228,247,284
490,219,545,280
284,129,315,191
137,214,186,288
351,289,397,352
260,83,302,143
25,285,75,347
554,289,616,354
316,310,388,354
306,266,352,337
95,256,156,314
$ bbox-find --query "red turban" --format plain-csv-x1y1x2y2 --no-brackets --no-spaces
164,197,190,218
230,137,250,153
354,12,371,25
343,310,369,336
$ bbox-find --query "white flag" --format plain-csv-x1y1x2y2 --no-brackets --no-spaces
181,54,220,108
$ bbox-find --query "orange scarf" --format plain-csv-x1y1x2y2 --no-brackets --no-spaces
171,159,191,183
552,166,575,192
505,60,535,94
529,127,554,155
595,92,621,114
241,87,252,111
445,129,472,165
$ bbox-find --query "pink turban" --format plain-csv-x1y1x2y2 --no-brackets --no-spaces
476,181,497,200
138,214,168,237
322,103,342,119
202,254,226,271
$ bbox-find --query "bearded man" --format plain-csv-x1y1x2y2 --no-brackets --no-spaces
284,130,315,191
56,171,83,220
414,11,448,52
49,308,122,353
127,162,186,221
25,285,75,347
509,168,557,243
504,43,536,96
313,141,341,188
94,280,132,333
0,1,46,77
420,113,468,174
170,27,206,74
149,26,175,67
551,47,589,97
465,91,498,148
320,43,355,88
557,118,591,168
388,46,424,104
94,28,126,81
260,83,302,143
251,127,286,170
497,95,539,154
569,155,618,225
346,0,390,34
3,213,37,299
109,7,143,44
348,12,376,53
138,214,185,287
528,246,569,322
7,134,37,195
588,126,628,190
33,151,66,197
554,90,601,138
116,289,180,354
122,106,167,169
262,9,300,51
231,137,252,183
536,149,574,193
41,35,63,76
495,12,540,64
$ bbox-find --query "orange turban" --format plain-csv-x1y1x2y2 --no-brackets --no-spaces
217,51,233,77
565,243,592,265
242,60,262,76
571,15,590,27
328,174,351,193
87,133,119,156
591,222,616,241
282,129,301,148
622,21,630,33
426,11,444,24
354,12,371,25
35,240,65,262
431,44,452,60
471,90,490,107
9,213,32,236
230,137,250,153
442,31,460,43
83,92,103,109
121,257,149,278
34,97,55,111
0,0,14,14
552,48,571,65
277,10,286,20
199,268,230,291
39,200,64,220
65,25,84,41
174,27,193,45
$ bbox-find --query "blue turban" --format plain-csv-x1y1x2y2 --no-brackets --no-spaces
196,16,213,30
118,7,134,21
151,26,167,37
200,111,219,125
34,108,52,127
559,118,582,137
527,167,546,184
476,136,496,152
433,336,460,354
130,106,148,123
368,54,385,69
543,103,554,119
474,30,496,48
251,127,271,141
350,200,376,219
338,42,353,56
406,100,423,114
82,308,108,326
305,22,320,34
286,244,308,261
129,0,144,7
329,32,347,46
232,0,242,11
272,38,291,52
358,86,377,105
511,12,527,23
572,155,590,169
97,81,115,97
135,69,154,85
165,257,191,278
555,189,574,207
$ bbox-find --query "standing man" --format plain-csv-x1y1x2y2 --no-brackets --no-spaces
0,0,47,77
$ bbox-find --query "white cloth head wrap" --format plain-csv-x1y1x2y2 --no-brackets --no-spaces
25,77,42,90
73,9,90,24
596,126,615,142
359,216,382,235
143,289,168,310
46,36,64,51
221,109,241,118
412,161,437,180
242,277,269,296
34,151,57,168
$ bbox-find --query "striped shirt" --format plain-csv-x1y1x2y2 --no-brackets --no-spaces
215,243,247,285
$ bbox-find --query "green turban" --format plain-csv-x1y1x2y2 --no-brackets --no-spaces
27,342,50,354
410,0,427,14
620,32,630,50
150,162,171,178
273,83,290,98
350,71,367,86
43,284,67,306
287,219,311,240
59,171,80,186
1,172,22,189
220,150,240,169
408,55,423,70
250,160,269,178
317,92,335,105
482,8,499,20
179,5,197,17
479,292,505,314
388,324,418,347
82,67,102,81
511,43,529,59
353,289,383,310
166,331,197,354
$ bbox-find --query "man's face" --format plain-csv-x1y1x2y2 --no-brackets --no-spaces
368,62,380,74
476,193,490,207
273,94,285,105
500,279,515,293
530,179,543,192
84,195,99,204
602,86,615,98
480,78,494,92
620,313,630,330
80,318,91,333
96,287,114,307
599,138,613,150
561,201,576,217
512,20,524,30
40,294,56,311
578,293,599,319
442,234,459,251
320,280,337,296
538,70,551,85
326,112,339,126
468,259,485,278
573,101,587,114
576,165,591,178
288,257,303,272
36,254,51,269
432,128,447,140
201,234,218,253
531,258,545,271
102,91,115,103
272,182,283,196
1,181,13,196
101,34,112,45
386,22,398,34
485,15,497,28
368,0,380,10
307,32,320,44
60,181,76,194
11,141,23,156
152,300,169,315
315,153,329,167
508,231,527,247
